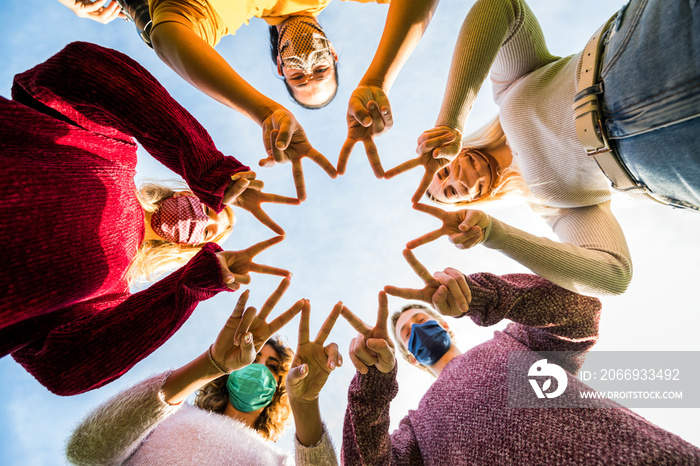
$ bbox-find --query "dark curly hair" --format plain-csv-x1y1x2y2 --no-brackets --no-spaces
194,336,294,441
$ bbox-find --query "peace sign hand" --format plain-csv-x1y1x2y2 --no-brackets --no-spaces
225,172,300,236
337,85,393,178
259,109,338,202
215,236,290,290
384,152,450,203
384,249,471,317
407,203,491,250
209,280,304,373
415,126,462,161
286,301,343,403
340,291,395,374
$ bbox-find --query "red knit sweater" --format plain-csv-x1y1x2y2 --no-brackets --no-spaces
0,42,249,395
342,274,700,464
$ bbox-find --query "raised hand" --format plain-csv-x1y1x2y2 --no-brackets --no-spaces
210,279,304,373
340,291,395,374
57,0,126,23
337,85,393,178
415,126,462,161
407,203,490,249
384,152,450,203
259,109,338,202
215,236,290,290
225,171,300,235
384,249,471,317
286,301,343,403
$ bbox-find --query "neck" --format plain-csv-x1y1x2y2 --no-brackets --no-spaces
428,345,462,377
223,402,263,430
489,139,514,174
142,210,163,242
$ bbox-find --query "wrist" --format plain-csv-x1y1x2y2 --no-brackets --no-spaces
359,76,389,94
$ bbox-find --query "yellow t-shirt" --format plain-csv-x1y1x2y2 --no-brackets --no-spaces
149,0,389,46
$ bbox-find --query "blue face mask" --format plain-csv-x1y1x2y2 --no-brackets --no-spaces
226,363,278,413
407,320,452,366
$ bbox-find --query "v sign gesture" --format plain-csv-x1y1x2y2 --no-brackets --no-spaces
340,291,395,374
384,152,450,203
215,236,290,290
407,203,491,250
384,249,471,317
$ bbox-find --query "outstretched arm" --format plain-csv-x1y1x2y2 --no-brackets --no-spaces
11,41,248,212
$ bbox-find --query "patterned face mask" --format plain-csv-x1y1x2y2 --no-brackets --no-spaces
278,16,333,73
150,195,209,245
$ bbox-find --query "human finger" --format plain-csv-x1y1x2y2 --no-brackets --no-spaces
275,118,294,151
337,138,356,175
223,178,250,205
382,285,425,300
348,337,368,374
291,158,306,202
248,262,291,278
349,98,372,127
402,249,434,283
257,277,290,320
230,289,250,320
260,192,301,205
234,306,257,345
340,306,372,335
286,363,309,385
433,271,469,313
412,202,447,220
244,235,285,257
384,156,423,179
406,228,445,250
315,302,343,345
324,342,340,370
367,101,385,134
375,291,389,332
445,267,472,304
366,338,394,372
258,155,277,168
307,149,339,179
416,130,455,156
231,273,251,285
216,252,237,288
268,299,305,334
93,2,122,23
270,129,287,164
431,285,453,316
298,299,311,344
380,106,393,130
352,333,378,367
363,139,384,178
249,206,285,236
448,230,481,247
410,168,437,203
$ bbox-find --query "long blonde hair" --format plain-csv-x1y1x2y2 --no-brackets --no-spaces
195,337,294,442
427,116,528,206
125,181,234,287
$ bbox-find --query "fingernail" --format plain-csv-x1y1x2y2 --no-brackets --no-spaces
330,361,335,369
244,333,252,344
338,357,343,366
461,303,469,311
301,364,308,374
234,335,240,345
231,174,239,181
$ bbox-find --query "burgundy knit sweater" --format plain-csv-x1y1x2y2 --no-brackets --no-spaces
342,274,700,464
0,42,248,395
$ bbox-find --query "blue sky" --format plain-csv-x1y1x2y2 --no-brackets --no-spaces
1,0,699,463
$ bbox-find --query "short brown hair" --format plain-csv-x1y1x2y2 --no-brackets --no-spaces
194,336,294,441
389,304,457,376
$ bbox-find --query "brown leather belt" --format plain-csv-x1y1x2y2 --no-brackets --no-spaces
573,15,668,206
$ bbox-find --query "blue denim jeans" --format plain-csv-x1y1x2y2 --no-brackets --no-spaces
600,0,700,210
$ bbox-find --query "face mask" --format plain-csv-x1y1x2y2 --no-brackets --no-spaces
226,363,278,413
407,320,452,366
278,16,333,73
150,195,209,245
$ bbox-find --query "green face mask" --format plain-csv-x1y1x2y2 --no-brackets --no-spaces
226,363,278,413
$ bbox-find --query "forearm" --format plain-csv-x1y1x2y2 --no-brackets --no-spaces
360,0,440,91
151,22,280,125
482,215,633,296
290,398,323,447
435,0,520,130
161,351,225,405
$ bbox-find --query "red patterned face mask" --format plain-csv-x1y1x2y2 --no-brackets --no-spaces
150,195,209,244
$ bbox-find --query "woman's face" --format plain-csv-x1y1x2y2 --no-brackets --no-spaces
151,192,234,244
428,149,499,203
255,343,283,382
277,16,338,107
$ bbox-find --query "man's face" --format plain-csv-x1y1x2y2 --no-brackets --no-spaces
395,308,438,349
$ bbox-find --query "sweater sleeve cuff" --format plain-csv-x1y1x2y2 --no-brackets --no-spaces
294,424,338,466
353,365,399,402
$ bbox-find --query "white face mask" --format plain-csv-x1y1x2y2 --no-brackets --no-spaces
278,16,333,73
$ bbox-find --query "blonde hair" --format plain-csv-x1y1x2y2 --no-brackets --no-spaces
389,304,457,377
125,181,234,287
426,116,528,206
194,337,294,442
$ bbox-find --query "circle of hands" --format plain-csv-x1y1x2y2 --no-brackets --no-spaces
210,88,493,383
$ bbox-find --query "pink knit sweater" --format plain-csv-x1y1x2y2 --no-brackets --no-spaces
342,274,700,464
0,42,248,395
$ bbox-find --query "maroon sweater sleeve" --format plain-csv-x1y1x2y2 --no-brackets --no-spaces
342,365,423,465
463,273,601,373
10,41,248,212
11,243,231,396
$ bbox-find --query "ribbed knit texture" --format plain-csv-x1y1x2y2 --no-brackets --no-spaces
434,0,634,297
0,42,248,395
66,371,338,465
342,273,700,465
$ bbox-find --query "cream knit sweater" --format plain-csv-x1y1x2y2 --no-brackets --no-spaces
66,372,338,465
436,0,633,296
